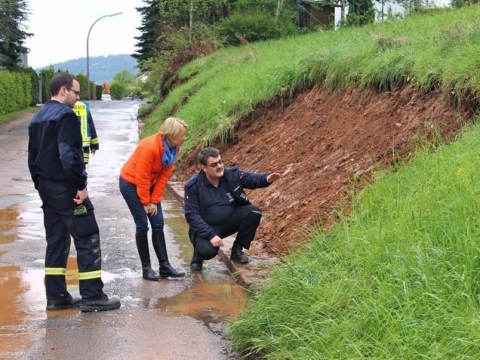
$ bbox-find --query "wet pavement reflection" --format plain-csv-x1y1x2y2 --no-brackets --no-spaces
0,100,246,359
155,280,246,324
0,205,23,244
156,193,247,324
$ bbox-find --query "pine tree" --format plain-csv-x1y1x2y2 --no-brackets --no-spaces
0,0,31,70
133,0,162,64
133,0,233,68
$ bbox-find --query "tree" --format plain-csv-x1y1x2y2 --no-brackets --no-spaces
133,0,233,69
0,0,31,70
38,66,54,103
113,69,135,86
133,0,161,65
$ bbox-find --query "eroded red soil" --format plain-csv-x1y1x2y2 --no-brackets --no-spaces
172,86,471,257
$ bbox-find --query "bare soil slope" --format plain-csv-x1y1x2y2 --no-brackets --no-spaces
171,86,471,257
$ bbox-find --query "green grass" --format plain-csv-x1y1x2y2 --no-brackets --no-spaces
0,107,38,125
141,4,480,358
229,121,480,358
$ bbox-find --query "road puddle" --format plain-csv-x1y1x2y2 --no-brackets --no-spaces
0,258,80,313
0,205,22,244
156,191,247,324
0,264,46,357
154,280,245,324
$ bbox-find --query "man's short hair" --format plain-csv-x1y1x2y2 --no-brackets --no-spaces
198,147,220,165
50,72,77,97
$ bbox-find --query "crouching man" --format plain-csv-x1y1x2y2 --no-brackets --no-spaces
184,147,280,271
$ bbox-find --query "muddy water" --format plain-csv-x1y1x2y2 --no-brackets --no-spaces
0,101,246,359
158,192,246,324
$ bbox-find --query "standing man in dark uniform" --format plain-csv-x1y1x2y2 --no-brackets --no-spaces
28,72,120,312
184,147,281,271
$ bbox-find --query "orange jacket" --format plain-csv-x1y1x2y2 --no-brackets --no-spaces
120,133,174,205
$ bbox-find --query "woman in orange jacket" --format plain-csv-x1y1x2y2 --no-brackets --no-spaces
119,117,188,280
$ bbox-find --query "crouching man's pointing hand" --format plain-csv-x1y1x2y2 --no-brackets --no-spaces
267,173,281,184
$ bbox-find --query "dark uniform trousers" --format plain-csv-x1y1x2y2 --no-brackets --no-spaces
192,204,262,261
37,179,104,301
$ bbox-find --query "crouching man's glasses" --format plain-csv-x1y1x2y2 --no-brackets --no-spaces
206,159,225,168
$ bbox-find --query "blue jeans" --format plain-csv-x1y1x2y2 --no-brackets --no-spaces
119,177,164,235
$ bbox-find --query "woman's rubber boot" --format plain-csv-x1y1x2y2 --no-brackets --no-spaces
152,231,185,278
135,234,160,281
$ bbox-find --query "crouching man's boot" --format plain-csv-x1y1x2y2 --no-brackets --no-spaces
152,231,185,278
190,253,203,271
230,244,249,263
135,234,160,281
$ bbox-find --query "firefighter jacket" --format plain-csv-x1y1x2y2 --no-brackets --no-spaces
28,100,87,191
73,101,99,164
184,167,271,243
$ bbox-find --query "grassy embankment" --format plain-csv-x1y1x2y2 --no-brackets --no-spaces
0,107,38,125
143,5,480,358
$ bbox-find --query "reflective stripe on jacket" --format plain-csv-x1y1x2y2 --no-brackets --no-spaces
73,101,91,146
73,101,99,164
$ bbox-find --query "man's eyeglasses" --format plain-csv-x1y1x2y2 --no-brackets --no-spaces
206,159,225,168
67,88,80,96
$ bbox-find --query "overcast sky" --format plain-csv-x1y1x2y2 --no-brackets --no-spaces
24,0,145,69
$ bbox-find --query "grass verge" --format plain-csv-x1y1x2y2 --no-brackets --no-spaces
0,107,39,125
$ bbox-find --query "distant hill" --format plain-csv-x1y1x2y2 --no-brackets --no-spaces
35,54,138,84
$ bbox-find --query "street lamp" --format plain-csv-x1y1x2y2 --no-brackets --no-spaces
86,12,122,99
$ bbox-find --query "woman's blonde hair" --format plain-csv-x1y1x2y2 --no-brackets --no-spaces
159,117,188,140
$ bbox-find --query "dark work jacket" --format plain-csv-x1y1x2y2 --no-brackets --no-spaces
184,166,271,243
28,100,87,191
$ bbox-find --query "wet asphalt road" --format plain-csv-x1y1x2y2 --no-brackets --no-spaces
0,100,246,359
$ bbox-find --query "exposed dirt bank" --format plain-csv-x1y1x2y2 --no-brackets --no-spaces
171,86,472,257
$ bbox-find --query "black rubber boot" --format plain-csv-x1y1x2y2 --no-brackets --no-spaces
152,231,185,278
230,244,249,263
135,234,160,281
190,253,203,271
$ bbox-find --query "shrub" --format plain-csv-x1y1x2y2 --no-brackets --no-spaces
110,81,126,100
216,11,288,46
